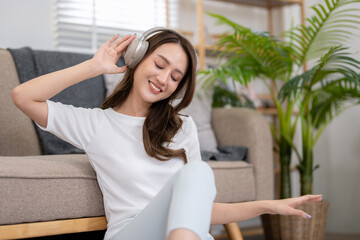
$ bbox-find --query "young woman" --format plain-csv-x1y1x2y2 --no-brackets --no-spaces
12,29,322,240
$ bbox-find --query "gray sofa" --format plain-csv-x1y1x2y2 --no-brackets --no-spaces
0,48,273,240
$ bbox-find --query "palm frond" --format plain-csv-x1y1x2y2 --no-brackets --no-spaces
286,0,360,65
203,13,293,84
279,46,360,100
278,66,316,100
279,46,360,131
310,78,360,128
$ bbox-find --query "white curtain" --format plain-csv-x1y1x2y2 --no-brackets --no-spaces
53,0,178,53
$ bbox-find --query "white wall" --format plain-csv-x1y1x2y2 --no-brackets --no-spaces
0,0,54,50
305,0,360,234
1,0,359,234
315,105,360,233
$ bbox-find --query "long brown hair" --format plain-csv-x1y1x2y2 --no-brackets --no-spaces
101,30,197,163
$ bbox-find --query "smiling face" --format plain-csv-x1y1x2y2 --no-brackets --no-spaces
131,43,188,108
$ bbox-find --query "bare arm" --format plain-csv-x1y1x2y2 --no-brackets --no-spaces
12,34,135,128
211,195,322,225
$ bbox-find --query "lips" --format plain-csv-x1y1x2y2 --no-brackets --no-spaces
148,80,162,93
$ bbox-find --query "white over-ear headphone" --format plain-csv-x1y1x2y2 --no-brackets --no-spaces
123,27,188,69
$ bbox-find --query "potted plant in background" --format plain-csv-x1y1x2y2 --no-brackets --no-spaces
270,45,360,239
279,46,360,196
199,0,360,239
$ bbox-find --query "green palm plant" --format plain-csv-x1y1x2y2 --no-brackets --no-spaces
199,0,360,199
279,46,360,195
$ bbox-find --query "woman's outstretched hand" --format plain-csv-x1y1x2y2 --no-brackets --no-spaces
90,34,136,74
267,194,323,219
211,194,323,225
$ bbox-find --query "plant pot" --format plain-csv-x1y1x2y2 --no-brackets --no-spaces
261,200,329,240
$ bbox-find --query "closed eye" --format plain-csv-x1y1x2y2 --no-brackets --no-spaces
155,61,179,82
171,75,178,82
155,62,164,69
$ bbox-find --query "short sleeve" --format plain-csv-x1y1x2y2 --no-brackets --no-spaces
36,100,104,150
183,116,202,162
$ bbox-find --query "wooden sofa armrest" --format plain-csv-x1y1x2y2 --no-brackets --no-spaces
211,107,274,200
0,217,107,239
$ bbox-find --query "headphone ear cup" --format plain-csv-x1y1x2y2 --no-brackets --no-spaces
124,39,149,69
123,39,139,68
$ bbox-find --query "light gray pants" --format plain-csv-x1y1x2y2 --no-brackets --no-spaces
110,161,217,240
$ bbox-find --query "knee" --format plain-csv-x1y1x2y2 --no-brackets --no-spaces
183,161,216,189
185,161,213,177
174,160,217,203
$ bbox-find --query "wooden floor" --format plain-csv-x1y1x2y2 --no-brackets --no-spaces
23,230,360,240
323,233,360,240
229,233,360,240
22,230,106,240
245,233,360,240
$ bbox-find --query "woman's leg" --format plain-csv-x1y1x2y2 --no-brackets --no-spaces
110,161,217,240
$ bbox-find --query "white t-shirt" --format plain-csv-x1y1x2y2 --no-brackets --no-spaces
39,100,202,240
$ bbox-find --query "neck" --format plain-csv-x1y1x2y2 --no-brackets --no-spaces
114,91,151,117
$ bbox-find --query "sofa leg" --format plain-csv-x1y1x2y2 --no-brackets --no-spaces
224,222,244,240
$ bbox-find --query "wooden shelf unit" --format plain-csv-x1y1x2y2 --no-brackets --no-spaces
208,0,302,8
192,0,305,121
195,0,305,70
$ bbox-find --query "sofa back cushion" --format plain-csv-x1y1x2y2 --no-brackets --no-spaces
0,49,42,156
6,48,106,155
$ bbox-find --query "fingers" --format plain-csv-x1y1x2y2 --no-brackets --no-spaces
114,34,136,52
110,34,131,49
116,65,128,73
290,194,322,219
292,209,312,219
296,194,323,206
290,195,320,207
103,34,136,56
105,34,120,47
104,34,133,49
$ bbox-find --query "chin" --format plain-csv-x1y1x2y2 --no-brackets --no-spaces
142,95,161,105
141,90,172,104
150,96,171,105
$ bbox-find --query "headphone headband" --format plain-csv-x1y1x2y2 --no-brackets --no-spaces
140,27,185,41
124,27,188,69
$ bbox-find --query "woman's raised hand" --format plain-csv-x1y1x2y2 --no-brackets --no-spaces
91,34,136,74
267,194,323,219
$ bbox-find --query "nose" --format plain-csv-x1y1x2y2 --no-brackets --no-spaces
157,69,171,86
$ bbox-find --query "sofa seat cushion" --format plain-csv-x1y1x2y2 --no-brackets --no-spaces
208,160,256,203
0,155,255,225
0,155,105,225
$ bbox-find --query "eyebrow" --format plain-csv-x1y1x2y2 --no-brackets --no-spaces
157,54,185,76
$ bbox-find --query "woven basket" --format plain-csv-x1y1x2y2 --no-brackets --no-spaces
261,200,329,240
